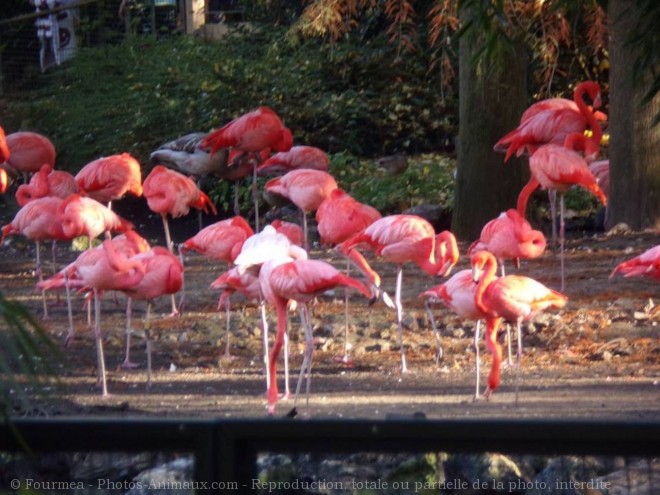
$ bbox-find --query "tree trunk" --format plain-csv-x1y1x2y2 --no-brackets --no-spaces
452,9,528,241
607,0,660,230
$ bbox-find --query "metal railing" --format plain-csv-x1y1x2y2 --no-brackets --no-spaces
1,417,659,494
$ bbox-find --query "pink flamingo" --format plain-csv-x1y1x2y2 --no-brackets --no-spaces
39,239,146,396
0,168,8,195
75,153,143,207
142,165,217,251
610,245,660,281
315,188,382,362
257,145,329,176
4,131,56,181
517,133,607,290
1,196,75,317
120,246,184,386
180,215,254,355
493,81,603,162
0,126,9,164
421,269,488,398
260,257,372,416
57,194,134,248
264,168,338,251
271,219,304,247
468,209,547,275
16,163,79,206
471,250,568,400
339,214,459,372
203,107,294,230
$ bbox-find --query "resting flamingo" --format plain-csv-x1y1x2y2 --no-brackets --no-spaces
257,145,329,176
16,163,79,206
202,107,293,230
38,239,146,396
75,153,143,208
1,196,75,318
120,246,184,386
517,133,607,291
264,168,338,251
339,214,459,372
180,215,254,355
150,132,229,179
610,245,660,281
471,250,568,400
421,269,488,399
315,188,382,362
4,131,56,181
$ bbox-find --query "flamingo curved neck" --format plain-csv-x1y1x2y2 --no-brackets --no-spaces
574,83,602,152
474,254,498,316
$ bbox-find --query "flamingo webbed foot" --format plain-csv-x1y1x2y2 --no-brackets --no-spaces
120,359,141,369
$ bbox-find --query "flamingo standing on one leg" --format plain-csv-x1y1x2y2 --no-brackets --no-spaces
315,188,382,362
264,168,338,251
1,196,75,318
142,165,217,314
421,269,488,399
4,131,56,182
75,153,143,209
180,215,254,355
339,214,459,372
259,257,372,416
256,145,329,177
470,250,568,401
202,106,294,231
610,245,660,281
120,246,184,387
516,133,607,291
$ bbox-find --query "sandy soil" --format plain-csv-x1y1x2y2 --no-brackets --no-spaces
1,197,659,420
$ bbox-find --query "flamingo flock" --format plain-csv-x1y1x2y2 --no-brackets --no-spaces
0,91,655,415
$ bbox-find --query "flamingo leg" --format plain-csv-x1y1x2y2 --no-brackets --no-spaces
161,214,179,315
506,324,513,367
395,266,408,373
145,301,153,389
337,259,352,364
559,193,566,292
260,300,270,389
302,210,309,252
252,162,260,232
35,241,49,319
63,270,75,347
292,303,314,417
223,295,232,358
474,320,482,400
424,300,443,365
93,289,109,397
233,181,241,218
283,328,291,399
122,297,140,368
514,318,523,405
548,189,558,251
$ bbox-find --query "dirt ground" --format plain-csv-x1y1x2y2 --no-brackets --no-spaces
1,197,659,420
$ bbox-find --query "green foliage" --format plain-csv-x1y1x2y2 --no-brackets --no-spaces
0,292,61,418
329,151,455,215
4,24,456,174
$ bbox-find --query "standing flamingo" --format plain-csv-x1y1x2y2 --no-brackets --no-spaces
493,81,604,162
260,257,372,416
339,214,459,372
271,219,304,247
256,145,329,176
150,132,230,179
202,107,294,230
517,133,607,290
38,239,146,396
16,163,79,206
471,250,568,400
315,188,382,362
264,169,338,251
0,126,9,164
120,246,184,386
1,196,75,317
75,153,143,207
421,269,488,399
610,245,660,281
468,209,547,275
180,216,254,355
4,131,56,181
